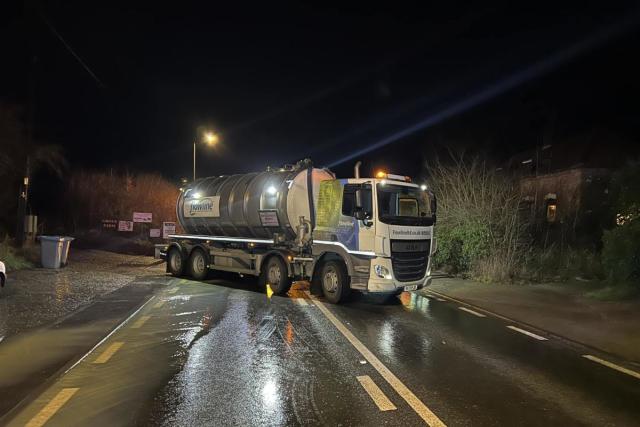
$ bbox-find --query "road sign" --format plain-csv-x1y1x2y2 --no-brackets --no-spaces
133,212,153,223
162,222,176,239
150,228,161,238
118,220,134,232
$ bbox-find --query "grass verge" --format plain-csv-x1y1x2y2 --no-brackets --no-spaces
585,284,640,301
0,237,37,271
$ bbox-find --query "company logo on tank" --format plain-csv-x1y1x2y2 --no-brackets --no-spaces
184,196,221,217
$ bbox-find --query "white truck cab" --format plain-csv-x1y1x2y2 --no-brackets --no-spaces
311,171,436,297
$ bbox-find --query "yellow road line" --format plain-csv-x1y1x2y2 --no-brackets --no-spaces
93,341,124,364
583,355,640,380
25,387,79,427
458,307,486,317
309,294,446,426
153,300,166,309
507,325,547,341
131,315,151,329
64,296,155,374
356,375,397,411
168,287,179,294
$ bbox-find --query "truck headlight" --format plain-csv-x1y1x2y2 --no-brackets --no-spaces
374,265,392,279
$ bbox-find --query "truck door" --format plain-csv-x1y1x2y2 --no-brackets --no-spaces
342,183,375,253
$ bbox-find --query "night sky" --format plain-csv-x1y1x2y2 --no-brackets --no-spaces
2,1,640,182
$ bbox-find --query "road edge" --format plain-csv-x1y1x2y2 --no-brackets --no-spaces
423,288,640,370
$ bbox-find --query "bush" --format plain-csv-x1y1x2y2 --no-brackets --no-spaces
598,161,640,291
434,222,491,274
601,220,640,287
428,154,526,281
64,171,179,232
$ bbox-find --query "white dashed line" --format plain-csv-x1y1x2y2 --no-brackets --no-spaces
308,293,446,426
357,375,397,411
168,287,179,294
583,355,640,380
458,307,486,317
506,325,548,341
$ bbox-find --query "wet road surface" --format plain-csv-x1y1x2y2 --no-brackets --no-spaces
1,275,639,426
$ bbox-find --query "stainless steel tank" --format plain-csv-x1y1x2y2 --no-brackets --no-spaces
177,161,333,240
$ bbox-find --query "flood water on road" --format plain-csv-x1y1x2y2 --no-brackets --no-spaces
2,275,640,426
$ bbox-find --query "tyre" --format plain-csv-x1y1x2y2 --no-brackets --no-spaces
167,247,185,277
188,248,209,281
320,260,350,304
259,256,292,295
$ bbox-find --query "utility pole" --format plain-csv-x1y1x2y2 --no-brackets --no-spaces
17,0,38,247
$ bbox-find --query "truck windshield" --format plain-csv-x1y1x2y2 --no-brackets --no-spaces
377,183,434,226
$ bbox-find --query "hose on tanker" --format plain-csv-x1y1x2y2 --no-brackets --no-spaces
306,166,316,231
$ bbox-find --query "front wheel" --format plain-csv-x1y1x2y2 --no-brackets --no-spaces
167,247,185,277
320,260,350,304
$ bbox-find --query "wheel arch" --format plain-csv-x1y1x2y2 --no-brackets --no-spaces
311,251,352,281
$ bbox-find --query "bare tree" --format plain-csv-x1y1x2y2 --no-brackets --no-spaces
427,152,527,281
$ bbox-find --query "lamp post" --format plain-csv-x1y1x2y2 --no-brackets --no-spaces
193,131,219,181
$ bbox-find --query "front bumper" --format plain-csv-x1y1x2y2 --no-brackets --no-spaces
365,256,432,293
367,276,432,293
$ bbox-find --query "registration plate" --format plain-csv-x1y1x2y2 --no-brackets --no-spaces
404,285,418,292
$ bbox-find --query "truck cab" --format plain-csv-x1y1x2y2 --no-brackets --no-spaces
311,172,436,299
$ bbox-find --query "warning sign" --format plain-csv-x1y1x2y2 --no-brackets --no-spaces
118,220,134,232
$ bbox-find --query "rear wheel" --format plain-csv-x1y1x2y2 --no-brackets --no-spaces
188,248,209,281
320,260,350,304
167,247,185,277
259,256,292,295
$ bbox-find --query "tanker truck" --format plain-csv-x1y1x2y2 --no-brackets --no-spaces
163,159,437,303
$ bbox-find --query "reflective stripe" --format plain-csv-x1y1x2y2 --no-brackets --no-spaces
168,235,378,257
313,240,376,257
168,234,273,244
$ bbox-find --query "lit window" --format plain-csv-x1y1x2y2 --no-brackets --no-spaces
546,203,557,223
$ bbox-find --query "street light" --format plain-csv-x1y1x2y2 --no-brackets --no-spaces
204,132,219,145
193,131,219,181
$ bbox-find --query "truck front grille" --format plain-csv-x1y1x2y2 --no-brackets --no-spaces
391,240,430,282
